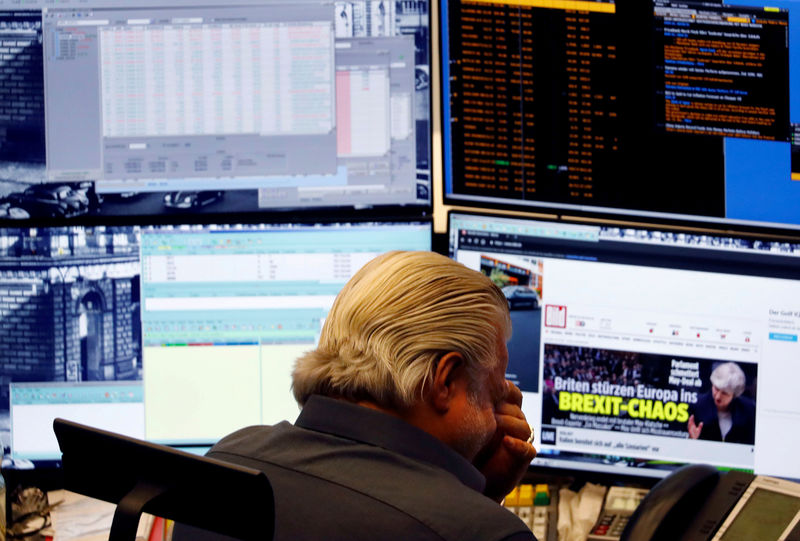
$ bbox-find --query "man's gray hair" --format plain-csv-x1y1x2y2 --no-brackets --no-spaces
710,362,746,397
291,250,511,409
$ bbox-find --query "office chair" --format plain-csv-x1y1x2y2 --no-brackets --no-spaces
53,418,274,541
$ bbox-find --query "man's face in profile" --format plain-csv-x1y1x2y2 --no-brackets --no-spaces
451,329,510,461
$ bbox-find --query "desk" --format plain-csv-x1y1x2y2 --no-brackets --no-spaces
15,491,157,541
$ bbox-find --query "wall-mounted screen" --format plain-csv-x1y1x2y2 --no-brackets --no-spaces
0,0,431,223
440,0,800,231
3,219,432,462
449,210,800,479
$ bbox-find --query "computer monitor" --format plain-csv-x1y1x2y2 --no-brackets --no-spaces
439,0,800,231
3,219,432,463
0,0,431,223
448,210,800,480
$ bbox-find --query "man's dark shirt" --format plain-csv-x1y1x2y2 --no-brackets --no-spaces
201,395,535,541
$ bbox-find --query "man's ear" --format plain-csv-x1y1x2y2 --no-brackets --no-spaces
430,351,467,413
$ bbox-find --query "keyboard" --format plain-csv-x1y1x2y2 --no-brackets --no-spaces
504,483,557,540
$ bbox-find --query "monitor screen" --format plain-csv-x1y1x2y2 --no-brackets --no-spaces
449,210,800,480
3,219,432,462
0,0,431,223
439,0,800,231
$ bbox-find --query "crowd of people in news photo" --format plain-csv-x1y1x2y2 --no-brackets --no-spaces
542,345,645,388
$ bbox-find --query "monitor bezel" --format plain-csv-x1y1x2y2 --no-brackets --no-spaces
445,207,799,482
435,0,800,237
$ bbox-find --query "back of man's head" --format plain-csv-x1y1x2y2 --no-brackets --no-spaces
292,250,511,410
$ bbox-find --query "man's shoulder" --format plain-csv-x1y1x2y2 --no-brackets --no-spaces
207,422,297,461
214,423,286,443
206,422,533,541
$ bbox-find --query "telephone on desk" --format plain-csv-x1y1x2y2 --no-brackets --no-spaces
587,486,649,540
619,464,800,541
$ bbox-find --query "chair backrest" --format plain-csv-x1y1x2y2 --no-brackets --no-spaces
53,418,274,541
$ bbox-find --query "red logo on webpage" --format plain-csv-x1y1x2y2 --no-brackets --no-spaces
545,305,567,328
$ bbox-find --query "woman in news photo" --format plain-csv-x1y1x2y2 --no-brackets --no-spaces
687,362,756,444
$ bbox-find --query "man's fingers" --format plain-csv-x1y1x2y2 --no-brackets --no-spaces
503,435,538,461
495,400,526,419
504,380,523,407
495,412,531,440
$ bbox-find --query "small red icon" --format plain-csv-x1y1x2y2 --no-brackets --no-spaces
545,305,567,328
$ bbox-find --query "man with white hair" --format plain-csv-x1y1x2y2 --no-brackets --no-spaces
203,251,538,540
688,361,756,444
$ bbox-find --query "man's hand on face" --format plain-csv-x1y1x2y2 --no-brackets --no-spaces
473,381,538,503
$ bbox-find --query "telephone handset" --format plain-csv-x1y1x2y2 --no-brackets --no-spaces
620,464,722,541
